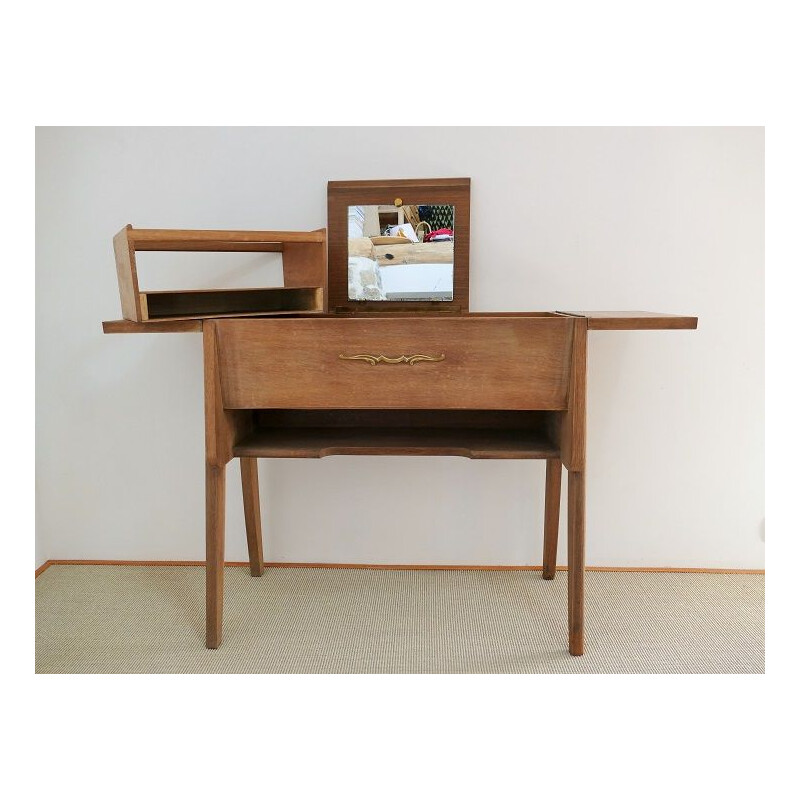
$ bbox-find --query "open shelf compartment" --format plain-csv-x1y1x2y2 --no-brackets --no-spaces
232,410,560,460
141,287,323,321
113,225,327,321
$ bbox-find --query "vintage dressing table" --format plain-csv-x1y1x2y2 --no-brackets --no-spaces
103,178,697,656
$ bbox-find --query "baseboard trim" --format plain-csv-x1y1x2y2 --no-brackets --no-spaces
35,561,52,577
35,559,765,578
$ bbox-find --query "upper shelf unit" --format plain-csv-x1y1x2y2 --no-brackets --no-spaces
112,225,327,322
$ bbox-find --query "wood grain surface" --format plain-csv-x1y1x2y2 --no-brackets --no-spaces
233,426,559,459
214,316,574,411
558,310,698,330
542,458,563,580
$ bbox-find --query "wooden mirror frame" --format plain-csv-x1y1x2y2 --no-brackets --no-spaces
327,177,470,314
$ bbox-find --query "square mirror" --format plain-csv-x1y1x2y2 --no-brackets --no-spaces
347,204,455,301
328,178,470,313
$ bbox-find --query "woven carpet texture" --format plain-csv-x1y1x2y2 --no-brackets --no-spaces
35,565,764,674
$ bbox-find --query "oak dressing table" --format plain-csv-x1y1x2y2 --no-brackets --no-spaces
103,178,697,656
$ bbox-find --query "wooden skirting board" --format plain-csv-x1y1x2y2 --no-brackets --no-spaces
34,559,764,578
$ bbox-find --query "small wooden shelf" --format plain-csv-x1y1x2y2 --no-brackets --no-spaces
113,225,327,321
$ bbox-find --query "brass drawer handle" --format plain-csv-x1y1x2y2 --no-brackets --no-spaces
339,353,445,366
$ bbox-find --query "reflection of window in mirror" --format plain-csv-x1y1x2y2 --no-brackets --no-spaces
347,204,455,302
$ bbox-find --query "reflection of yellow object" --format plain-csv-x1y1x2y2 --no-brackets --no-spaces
394,197,403,207
370,235,409,245
402,205,420,228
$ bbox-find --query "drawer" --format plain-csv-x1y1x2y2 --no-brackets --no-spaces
214,316,574,410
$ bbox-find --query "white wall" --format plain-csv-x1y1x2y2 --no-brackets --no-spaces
35,127,764,569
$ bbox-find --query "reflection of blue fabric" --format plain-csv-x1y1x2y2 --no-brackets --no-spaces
418,205,454,230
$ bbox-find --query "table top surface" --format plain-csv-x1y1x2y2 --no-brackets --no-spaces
102,311,698,334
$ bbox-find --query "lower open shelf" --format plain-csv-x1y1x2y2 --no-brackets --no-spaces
139,286,323,321
232,410,559,459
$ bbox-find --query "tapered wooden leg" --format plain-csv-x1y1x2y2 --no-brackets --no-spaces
206,463,226,649
240,457,265,577
542,459,562,579
567,470,585,656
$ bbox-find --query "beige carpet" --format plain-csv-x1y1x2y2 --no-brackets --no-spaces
35,565,764,674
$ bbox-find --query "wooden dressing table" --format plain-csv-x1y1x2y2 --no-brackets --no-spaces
103,309,696,655
103,178,697,657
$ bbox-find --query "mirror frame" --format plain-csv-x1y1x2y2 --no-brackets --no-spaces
327,177,470,314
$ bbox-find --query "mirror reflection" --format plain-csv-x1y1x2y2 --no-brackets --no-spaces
347,204,454,301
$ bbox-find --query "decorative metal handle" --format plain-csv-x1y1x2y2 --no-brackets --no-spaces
338,353,445,366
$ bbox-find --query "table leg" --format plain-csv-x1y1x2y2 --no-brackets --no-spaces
240,457,265,577
206,463,226,649
568,470,585,656
542,458,562,579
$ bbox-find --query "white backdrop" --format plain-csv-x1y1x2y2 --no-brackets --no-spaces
35,127,764,569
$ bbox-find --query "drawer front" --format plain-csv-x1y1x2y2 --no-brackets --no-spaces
215,317,573,410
